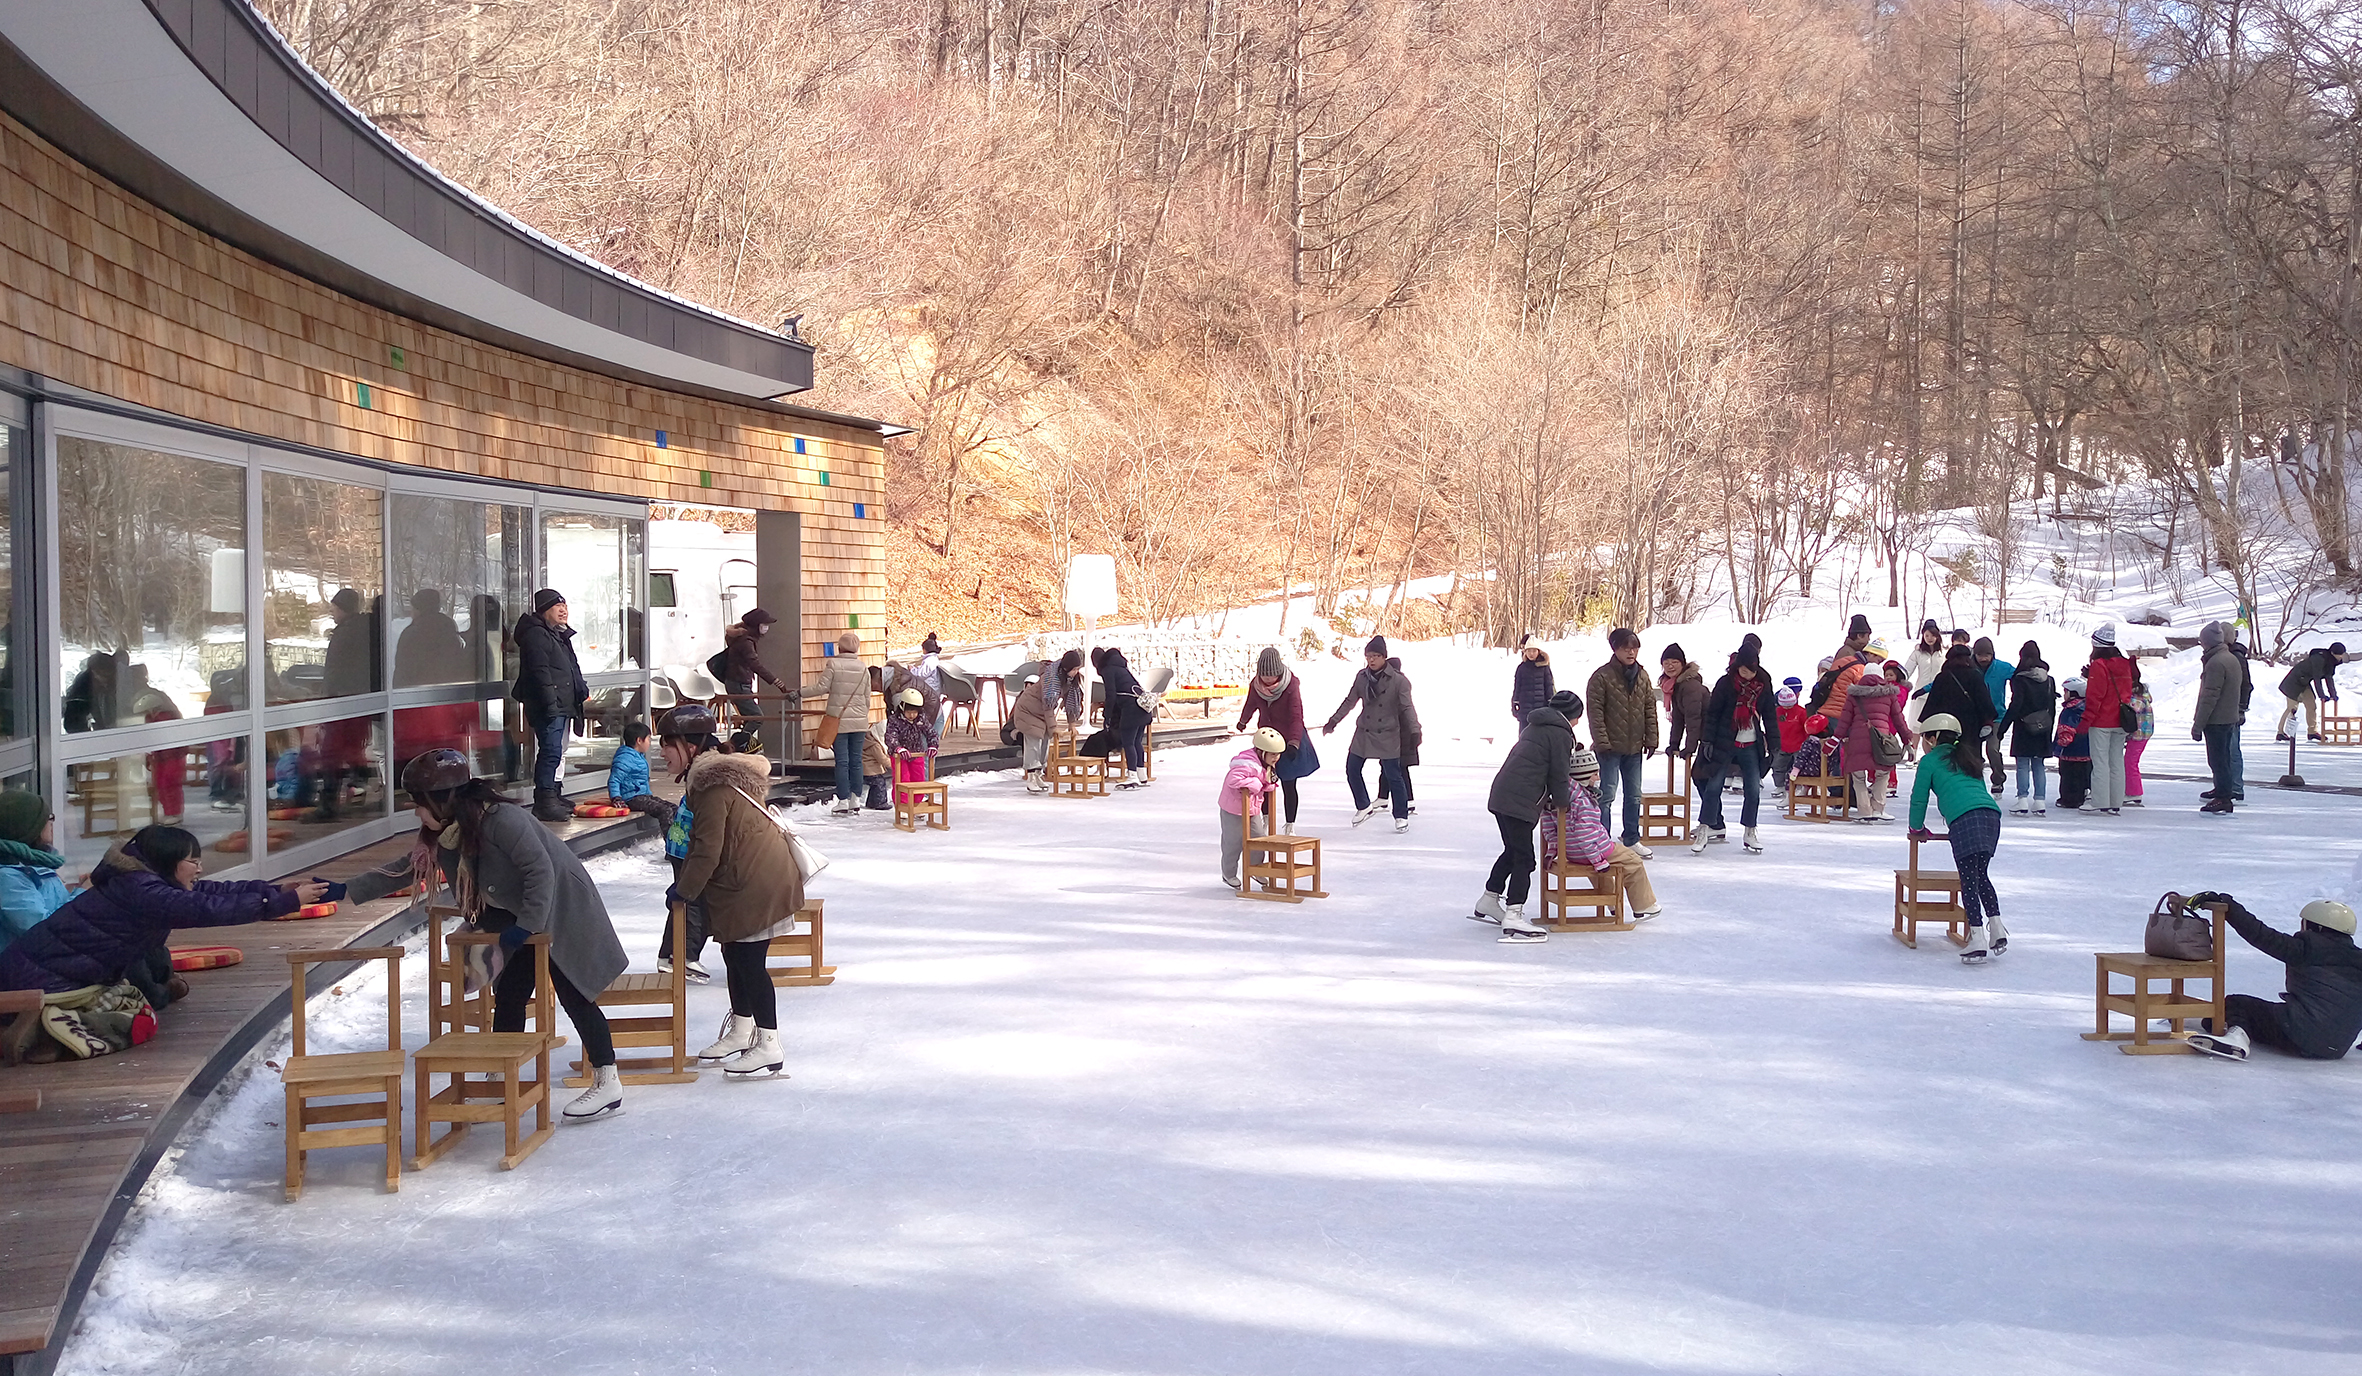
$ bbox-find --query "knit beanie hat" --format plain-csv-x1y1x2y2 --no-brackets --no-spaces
2200,621,2224,651
1661,642,1686,665
1548,688,1583,721
2091,623,2117,647
532,588,566,614
1365,635,1388,657
1776,686,1798,707
1568,747,1599,780
1783,676,1804,692
0,790,49,847
1257,646,1284,679
1848,613,1873,638
1973,636,1995,658
1817,656,1834,672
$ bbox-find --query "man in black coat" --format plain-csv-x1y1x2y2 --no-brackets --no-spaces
2188,895,2362,1060
514,588,589,820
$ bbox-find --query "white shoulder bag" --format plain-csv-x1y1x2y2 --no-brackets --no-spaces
729,784,830,880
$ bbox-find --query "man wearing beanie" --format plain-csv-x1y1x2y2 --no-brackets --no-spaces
1323,636,1419,831
2193,620,2245,814
1586,629,1660,855
0,792,67,954
514,588,590,821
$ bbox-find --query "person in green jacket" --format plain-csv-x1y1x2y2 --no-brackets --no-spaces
1907,712,2007,964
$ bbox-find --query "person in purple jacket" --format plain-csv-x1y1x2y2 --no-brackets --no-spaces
0,826,324,1003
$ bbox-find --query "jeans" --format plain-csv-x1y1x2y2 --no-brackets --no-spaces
1983,731,2007,788
1594,752,1645,845
1696,748,1762,830
534,716,570,792
2204,722,2241,801
1486,811,1538,907
2013,756,2048,800
831,730,862,800
1346,753,1409,819
2229,722,2246,796
2087,726,2127,809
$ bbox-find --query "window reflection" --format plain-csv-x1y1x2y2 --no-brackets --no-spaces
60,735,247,880
540,513,644,673
261,711,386,850
389,495,529,689
263,471,383,705
56,438,246,732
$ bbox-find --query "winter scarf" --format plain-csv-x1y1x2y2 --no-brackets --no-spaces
1254,664,1294,701
1732,676,1766,734
0,838,64,871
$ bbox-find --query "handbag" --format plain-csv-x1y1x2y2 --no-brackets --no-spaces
729,784,830,880
2118,703,2138,731
1275,734,1322,780
1871,726,1905,768
2143,891,2213,961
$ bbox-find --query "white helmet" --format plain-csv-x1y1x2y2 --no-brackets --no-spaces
1919,712,1963,738
2300,899,2357,935
897,688,925,709
1252,727,1286,755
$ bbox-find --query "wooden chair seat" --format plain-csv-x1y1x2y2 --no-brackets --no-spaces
767,900,837,986
2084,901,2228,1054
281,946,405,1202
1892,837,1968,948
413,934,557,1173
1540,856,1633,931
1047,732,1108,798
281,1048,407,1086
570,902,695,1086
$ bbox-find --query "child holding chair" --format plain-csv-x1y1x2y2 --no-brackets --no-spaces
1907,712,2008,964
1219,728,1286,889
884,689,939,804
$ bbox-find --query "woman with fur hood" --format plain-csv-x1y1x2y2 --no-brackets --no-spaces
659,704,804,1078
1833,659,1915,821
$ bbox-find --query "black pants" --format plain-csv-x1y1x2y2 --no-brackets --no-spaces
493,936,616,1068
2217,994,2350,1058
656,856,711,964
722,940,778,1030
1485,811,1538,907
125,946,176,1009
1118,711,1148,770
2057,760,2091,810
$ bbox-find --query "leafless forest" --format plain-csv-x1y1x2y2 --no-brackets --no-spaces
259,0,2362,639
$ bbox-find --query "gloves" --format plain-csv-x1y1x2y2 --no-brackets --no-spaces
1908,827,1934,841
2191,727,2203,741
664,883,684,910
309,877,349,904
498,923,530,954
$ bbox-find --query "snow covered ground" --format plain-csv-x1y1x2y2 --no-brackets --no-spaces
56,675,2362,1374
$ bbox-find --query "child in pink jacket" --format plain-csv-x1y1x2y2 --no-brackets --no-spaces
1221,728,1286,890
1544,748,1662,920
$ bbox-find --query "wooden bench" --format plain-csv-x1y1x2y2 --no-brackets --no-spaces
1239,788,1327,903
413,932,557,1172
2322,710,2362,747
1046,730,1109,798
1539,853,1634,932
767,899,837,986
893,752,949,831
1639,755,1692,844
1997,607,2037,626
569,900,695,1086
280,946,405,1201
1893,834,1969,949
1786,753,1850,823
2083,900,2227,1055
1162,686,1245,718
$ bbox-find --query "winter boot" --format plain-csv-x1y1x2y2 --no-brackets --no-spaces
698,1013,757,1063
532,787,573,822
2188,1025,2250,1060
563,1064,624,1122
725,1027,787,1078
1742,827,1762,854
1470,891,1508,926
2200,798,2235,816
1497,904,1547,943
1960,923,1994,965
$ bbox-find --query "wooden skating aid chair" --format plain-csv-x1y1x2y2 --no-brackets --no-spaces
1787,751,1851,823
1238,788,1327,903
568,901,695,1087
1046,728,1108,798
2084,898,2228,1055
1639,754,1691,845
767,899,837,986
279,947,406,1201
1539,835,1635,932
413,932,557,1173
1893,833,1969,948
2323,708,2362,747
893,751,949,831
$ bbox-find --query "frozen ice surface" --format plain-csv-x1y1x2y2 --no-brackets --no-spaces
55,649,2362,1375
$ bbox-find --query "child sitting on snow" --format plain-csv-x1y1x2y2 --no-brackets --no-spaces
2055,678,2091,810
1773,687,1806,791
1545,748,1661,921
2186,894,2362,1061
1220,728,1286,889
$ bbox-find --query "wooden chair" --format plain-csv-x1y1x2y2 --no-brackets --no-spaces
1047,730,1108,799
1786,751,1851,823
281,946,405,1201
1639,755,1691,845
412,932,557,1172
2323,708,2362,747
1238,787,1327,903
893,751,949,831
2083,899,2228,1055
0,989,42,1115
567,901,695,1087
1539,833,1635,932
425,903,496,1039
766,900,837,986
1893,833,1969,948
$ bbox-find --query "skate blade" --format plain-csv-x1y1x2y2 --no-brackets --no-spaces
2187,1037,2246,1061
1960,950,1992,965
1496,930,1547,943
1466,910,1503,925
562,1101,624,1124
725,1063,790,1079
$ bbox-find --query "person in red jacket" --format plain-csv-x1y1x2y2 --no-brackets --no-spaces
1773,686,1807,791
2080,623,2139,815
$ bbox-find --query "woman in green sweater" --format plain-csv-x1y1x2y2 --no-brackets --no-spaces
1908,712,2008,964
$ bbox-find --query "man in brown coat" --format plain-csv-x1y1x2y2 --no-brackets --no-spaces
1585,628,1660,851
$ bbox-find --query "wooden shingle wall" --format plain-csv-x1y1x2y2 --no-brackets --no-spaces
0,112,885,677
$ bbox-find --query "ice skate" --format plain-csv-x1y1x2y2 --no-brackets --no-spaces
1393,816,1410,832
2011,799,2030,814
1630,843,1654,860
725,1028,787,1078
1689,826,1720,854
1742,827,1762,854
1960,924,1994,965
2188,1025,2250,1060
562,1064,624,1122
1023,771,1045,793
1351,803,1380,826
2032,800,2047,816
2125,797,2143,807
1631,905,1661,922
658,958,712,985
1470,891,1507,925
1497,904,1547,943
698,1012,756,1063
1989,915,2009,954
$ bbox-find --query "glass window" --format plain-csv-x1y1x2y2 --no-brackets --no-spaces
0,421,14,740
540,512,644,673
261,710,386,851
263,471,384,705
394,702,522,808
59,733,248,880
57,437,246,732
564,684,645,785
389,494,530,689
649,571,677,609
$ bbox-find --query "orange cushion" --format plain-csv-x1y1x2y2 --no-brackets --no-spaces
169,945,244,971
280,902,340,920
266,807,307,821
573,803,632,818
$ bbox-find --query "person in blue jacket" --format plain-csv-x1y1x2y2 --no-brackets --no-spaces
0,791,68,955
1972,636,2014,792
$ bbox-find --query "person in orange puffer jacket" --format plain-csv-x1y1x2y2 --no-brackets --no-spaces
2079,623,2140,815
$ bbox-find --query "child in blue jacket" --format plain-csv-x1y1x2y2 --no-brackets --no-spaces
0,792,69,956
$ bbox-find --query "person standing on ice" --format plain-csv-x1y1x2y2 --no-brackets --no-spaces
1772,685,1805,792
2185,896,2362,1061
1095,646,1156,789
1973,637,2014,792
403,748,630,1121
1219,727,1287,890
1689,645,1776,853
1997,641,2056,815
1472,689,1578,942
1585,629,1659,857
2193,622,2246,815
1834,651,1911,822
1323,637,1419,831
2080,624,2137,815
795,633,872,814
1901,620,1946,692
1906,713,2008,964
658,705,800,1078
2054,678,2092,809
1235,647,1314,829
1012,650,1085,793
2124,676,2154,806
1511,635,1554,727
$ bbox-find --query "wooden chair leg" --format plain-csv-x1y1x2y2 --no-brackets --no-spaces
284,1086,303,1202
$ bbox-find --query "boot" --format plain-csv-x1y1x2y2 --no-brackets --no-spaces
725,1027,787,1078
1497,904,1547,942
1469,891,1507,925
1690,826,1722,854
563,1064,624,1121
532,787,572,822
2200,797,2234,816
1989,915,2010,954
698,1013,756,1063
1742,827,1761,854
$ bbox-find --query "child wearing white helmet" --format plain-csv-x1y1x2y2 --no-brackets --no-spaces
2187,895,2362,1060
1907,712,2008,964
1219,728,1288,890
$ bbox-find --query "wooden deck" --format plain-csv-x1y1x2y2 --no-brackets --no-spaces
0,795,675,1375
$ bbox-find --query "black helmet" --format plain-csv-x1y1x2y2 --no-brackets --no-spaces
658,703,720,739
401,748,473,797
1548,688,1583,721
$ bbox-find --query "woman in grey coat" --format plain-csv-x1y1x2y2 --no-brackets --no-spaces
1323,636,1422,830
404,749,631,1122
